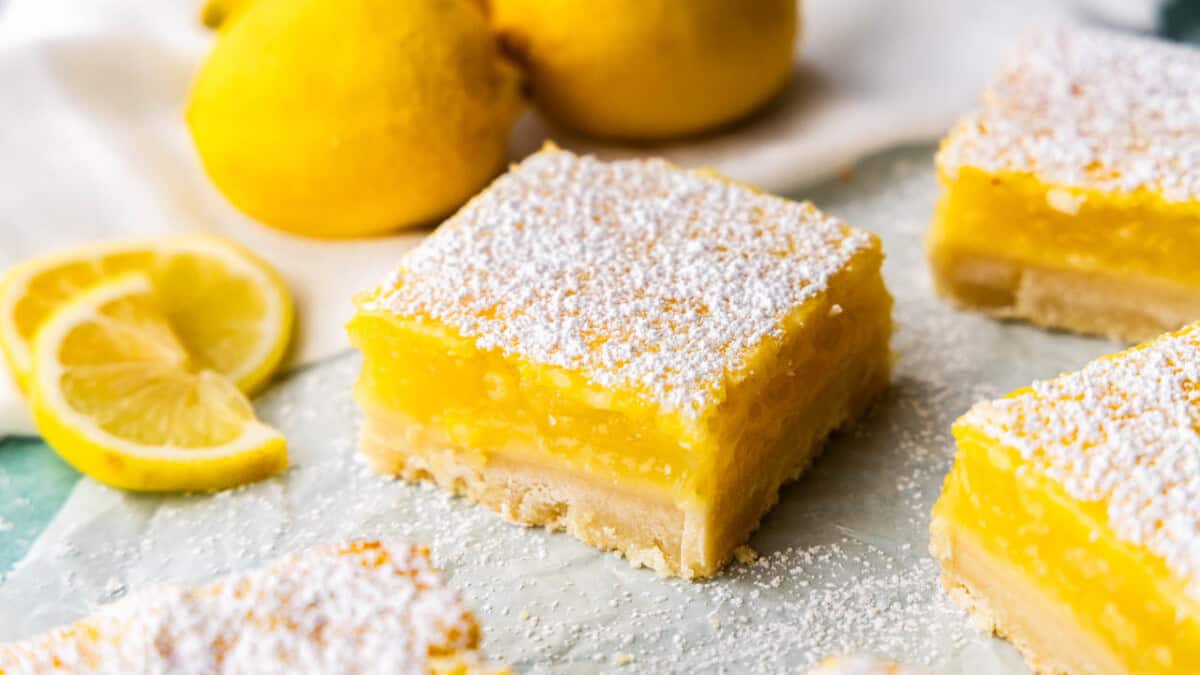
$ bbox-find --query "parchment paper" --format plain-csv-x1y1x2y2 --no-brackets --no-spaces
0,147,1124,673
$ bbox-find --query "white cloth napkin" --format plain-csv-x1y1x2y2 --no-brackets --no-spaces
0,0,1158,437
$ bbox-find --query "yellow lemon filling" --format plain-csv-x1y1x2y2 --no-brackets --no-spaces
928,167,1200,309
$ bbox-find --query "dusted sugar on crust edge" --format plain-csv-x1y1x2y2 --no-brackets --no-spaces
962,322,1200,598
361,146,875,418
937,25,1200,202
0,541,505,675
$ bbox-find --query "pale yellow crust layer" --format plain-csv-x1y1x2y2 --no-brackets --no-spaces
928,246,1200,343
359,348,890,580
931,520,1126,675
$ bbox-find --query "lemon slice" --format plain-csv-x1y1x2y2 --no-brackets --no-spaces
0,235,293,395
29,274,287,491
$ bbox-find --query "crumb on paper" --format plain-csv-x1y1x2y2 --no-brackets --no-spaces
733,544,758,564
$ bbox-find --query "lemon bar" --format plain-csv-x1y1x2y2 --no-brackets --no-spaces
931,323,1200,674
929,27,1200,342
0,540,504,674
349,147,893,579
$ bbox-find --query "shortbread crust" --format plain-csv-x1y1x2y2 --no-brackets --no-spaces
929,246,1200,342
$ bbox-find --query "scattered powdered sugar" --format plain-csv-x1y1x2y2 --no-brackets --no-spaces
965,324,1200,597
364,148,874,417
0,541,485,674
938,25,1200,202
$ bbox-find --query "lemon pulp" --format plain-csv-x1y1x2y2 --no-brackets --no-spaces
30,275,287,492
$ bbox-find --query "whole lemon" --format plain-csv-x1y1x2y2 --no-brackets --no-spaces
187,0,524,238
491,0,798,141
199,0,251,29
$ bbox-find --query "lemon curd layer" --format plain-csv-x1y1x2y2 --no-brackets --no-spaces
929,27,1200,342
350,147,893,578
931,323,1200,674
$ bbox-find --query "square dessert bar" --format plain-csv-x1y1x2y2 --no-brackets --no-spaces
349,147,893,578
932,323,1200,674
929,26,1200,342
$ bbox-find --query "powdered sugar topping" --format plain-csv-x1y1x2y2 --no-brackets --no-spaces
964,324,1200,596
0,541,490,674
938,26,1200,202
364,149,874,416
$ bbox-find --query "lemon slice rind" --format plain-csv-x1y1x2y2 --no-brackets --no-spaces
0,235,293,395
29,274,287,492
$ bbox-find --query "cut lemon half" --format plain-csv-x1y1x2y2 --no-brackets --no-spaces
0,235,293,395
29,274,287,492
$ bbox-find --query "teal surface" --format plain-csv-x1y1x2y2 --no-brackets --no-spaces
1164,0,1200,43
0,438,80,578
